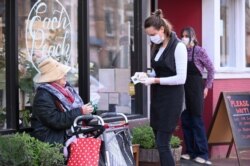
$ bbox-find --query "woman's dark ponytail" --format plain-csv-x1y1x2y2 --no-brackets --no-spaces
144,9,172,37
153,9,164,18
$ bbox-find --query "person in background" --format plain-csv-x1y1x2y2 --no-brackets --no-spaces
31,57,94,144
180,26,214,165
141,9,187,166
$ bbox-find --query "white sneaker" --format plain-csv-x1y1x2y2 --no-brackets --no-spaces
181,154,191,160
194,157,212,165
205,160,212,165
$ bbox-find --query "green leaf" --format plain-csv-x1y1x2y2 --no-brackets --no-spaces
132,125,182,149
132,125,155,149
0,132,65,166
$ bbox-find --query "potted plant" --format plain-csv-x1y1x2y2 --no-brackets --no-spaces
170,135,182,162
132,124,182,166
132,125,159,166
0,132,65,166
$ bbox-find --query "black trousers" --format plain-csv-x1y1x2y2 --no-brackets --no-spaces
154,130,175,166
182,74,209,160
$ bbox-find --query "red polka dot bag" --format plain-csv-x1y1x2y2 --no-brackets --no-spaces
64,115,105,166
66,137,102,166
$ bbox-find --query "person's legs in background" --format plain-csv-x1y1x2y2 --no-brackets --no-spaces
181,110,211,164
154,130,175,166
181,109,194,159
191,115,209,160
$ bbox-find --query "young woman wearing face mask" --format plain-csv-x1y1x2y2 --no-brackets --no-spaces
180,27,214,165
142,9,187,166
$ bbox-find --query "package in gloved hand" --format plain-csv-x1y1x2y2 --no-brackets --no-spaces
131,72,148,84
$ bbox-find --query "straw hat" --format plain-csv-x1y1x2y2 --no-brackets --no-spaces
33,57,71,83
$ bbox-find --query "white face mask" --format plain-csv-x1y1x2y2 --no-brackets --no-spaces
150,34,164,44
182,37,190,46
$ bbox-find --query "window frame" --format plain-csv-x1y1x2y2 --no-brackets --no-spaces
83,0,148,117
5,0,19,131
0,0,149,134
202,0,250,79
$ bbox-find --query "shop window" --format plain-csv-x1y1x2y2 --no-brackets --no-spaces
88,0,135,115
220,0,250,69
18,0,78,128
105,9,114,36
0,0,6,130
220,0,236,67
246,0,250,67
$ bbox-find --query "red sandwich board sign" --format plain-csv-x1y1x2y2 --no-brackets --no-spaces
208,92,250,166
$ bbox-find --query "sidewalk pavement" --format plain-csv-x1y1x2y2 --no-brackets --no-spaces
178,158,249,166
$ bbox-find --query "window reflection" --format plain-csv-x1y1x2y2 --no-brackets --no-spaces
220,0,236,67
0,0,5,130
246,0,250,67
18,0,78,128
89,0,135,114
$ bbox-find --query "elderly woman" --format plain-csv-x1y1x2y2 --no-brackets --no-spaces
31,57,93,144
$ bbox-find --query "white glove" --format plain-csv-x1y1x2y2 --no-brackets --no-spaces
141,78,155,86
147,69,156,77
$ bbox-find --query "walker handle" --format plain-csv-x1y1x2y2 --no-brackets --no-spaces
73,115,104,127
100,112,128,124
